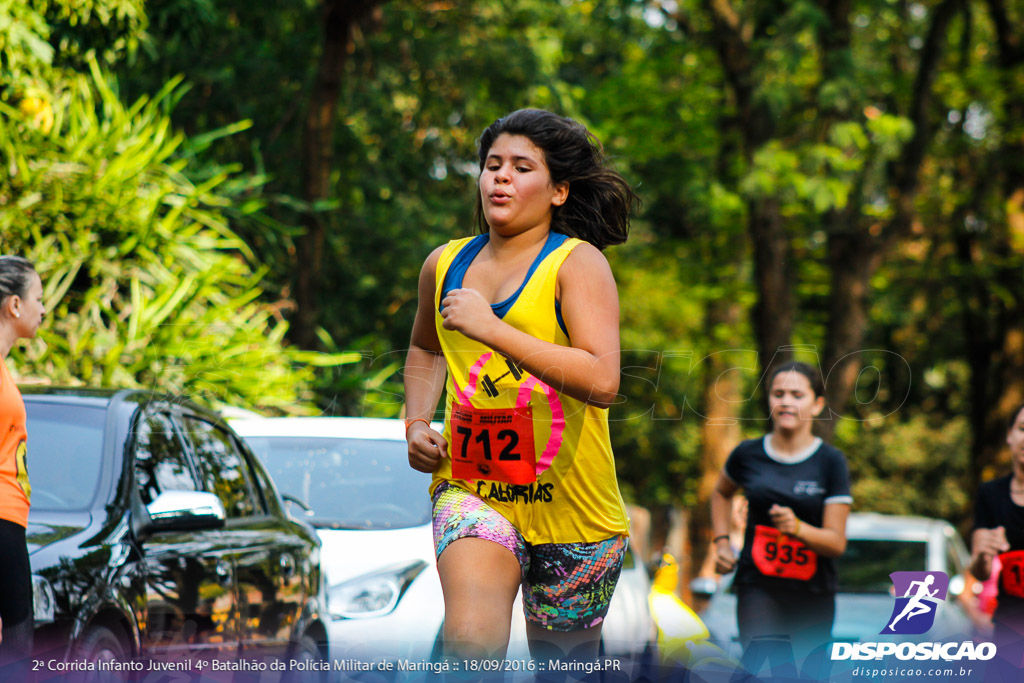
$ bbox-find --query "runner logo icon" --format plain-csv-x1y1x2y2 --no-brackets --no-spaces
882,571,949,635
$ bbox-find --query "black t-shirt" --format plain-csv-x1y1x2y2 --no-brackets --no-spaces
973,476,1024,622
725,436,853,594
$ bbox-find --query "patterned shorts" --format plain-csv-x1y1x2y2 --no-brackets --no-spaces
431,482,628,632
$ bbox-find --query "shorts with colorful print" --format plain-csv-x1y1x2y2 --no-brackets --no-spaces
431,482,628,632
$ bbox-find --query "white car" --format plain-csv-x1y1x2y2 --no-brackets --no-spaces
232,417,655,668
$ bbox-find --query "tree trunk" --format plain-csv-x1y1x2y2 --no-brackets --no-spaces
689,304,744,590
820,230,880,440
819,0,962,437
294,0,385,349
971,0,1024,491
748,198,795,402
702,0,795,401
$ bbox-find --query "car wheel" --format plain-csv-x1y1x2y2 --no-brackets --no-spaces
75,625,128,683
284,633,327,683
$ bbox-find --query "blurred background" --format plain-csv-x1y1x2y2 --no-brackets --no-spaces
3,0,1023,597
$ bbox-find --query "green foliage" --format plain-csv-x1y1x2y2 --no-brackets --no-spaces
30,0,147,70
0,61,354,413
837,410,971,522
1,0,146,104
17,0,1021,525
0,0,54,82
116,0,614,413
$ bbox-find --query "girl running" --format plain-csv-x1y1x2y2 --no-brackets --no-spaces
710,361,852,670
971,403,1024,650
403,109,637,663
0,256,45,676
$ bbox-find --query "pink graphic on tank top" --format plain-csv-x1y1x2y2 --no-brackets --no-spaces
451,352,565,477
451,351,492,406
516,377,565,476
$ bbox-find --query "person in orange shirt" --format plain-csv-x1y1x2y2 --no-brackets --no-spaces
0,256,46,677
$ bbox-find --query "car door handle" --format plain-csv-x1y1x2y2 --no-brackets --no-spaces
215,560,232,585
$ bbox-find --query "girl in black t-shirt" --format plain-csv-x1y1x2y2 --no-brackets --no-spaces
710,361,852,671
972,402,1024,649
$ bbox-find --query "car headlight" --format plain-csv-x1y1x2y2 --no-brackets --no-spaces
328,560,427,620
32,574,55,625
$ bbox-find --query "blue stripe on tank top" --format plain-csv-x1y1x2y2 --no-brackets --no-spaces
440,232,571,337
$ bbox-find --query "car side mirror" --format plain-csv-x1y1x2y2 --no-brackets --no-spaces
139,491,226,535
282,493,315,518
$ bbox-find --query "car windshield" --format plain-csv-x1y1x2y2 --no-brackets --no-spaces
244,436,431,530
25,403,106,511
837,538,928,593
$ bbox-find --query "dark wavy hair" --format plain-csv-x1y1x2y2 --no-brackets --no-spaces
474,109,638,250
0,256,36,304
769,361,825,399
1008,402,1024,433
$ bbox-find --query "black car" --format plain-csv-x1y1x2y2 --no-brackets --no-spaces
24,388,328,676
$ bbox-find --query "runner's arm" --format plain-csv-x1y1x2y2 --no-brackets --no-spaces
770,502,849,558
440,243,620,408
404,247,449,472
971,526,1009,581
711,473,740,573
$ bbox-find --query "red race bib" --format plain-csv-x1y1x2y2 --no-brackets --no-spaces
449,402,537,484
999,550,1024,599
751,524,818,581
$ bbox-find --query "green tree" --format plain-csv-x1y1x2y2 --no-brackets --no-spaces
0,33,350,411
118,0,609,413
103,0,1024,535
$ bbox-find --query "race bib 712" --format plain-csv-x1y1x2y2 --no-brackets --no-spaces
450,402,536,484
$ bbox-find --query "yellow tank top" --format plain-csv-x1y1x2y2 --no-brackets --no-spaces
429,232,629,544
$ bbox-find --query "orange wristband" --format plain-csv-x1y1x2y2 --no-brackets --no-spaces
404,418,431,437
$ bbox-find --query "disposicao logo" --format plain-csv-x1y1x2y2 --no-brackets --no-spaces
831,569,996,663
882,571,948,635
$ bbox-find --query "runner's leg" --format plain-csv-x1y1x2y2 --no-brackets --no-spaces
0,520,32,680
523,536,627,667
526,621,602,662
737,585,800,679
438,537,522,659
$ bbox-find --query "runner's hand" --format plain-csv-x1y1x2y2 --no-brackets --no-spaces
714,538,737,574
769,504,799,535
407,422,448,473
440,288,500,342
973,526,1010,560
